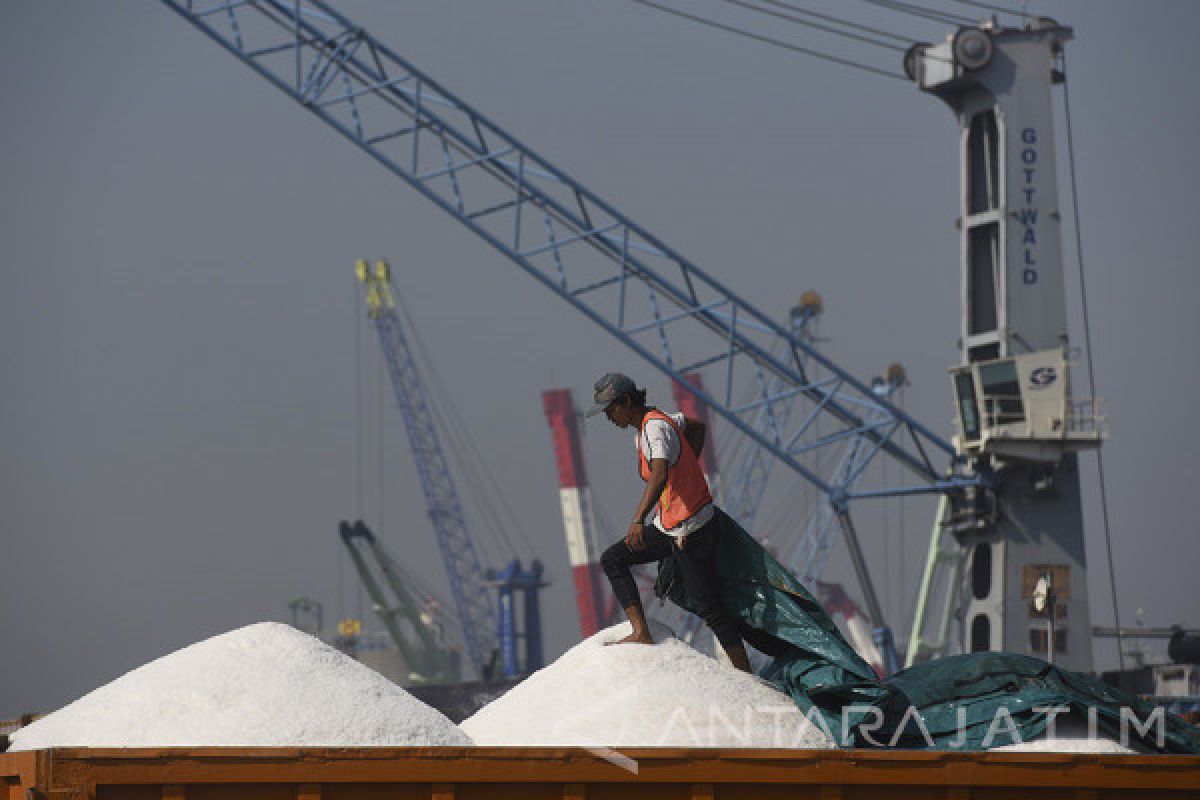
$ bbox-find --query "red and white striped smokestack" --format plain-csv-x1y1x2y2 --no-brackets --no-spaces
541,388,607,638
671,373,720,500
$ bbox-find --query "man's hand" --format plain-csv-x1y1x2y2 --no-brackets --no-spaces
626,520,646,551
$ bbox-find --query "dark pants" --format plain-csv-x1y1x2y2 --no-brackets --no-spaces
601,516,790,657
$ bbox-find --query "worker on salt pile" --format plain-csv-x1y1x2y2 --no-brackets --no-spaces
583,372,1200,753
589,371,783,672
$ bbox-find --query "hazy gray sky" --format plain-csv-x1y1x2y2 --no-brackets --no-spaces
3,1,1197,718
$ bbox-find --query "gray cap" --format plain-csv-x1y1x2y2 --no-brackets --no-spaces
585,372,638,417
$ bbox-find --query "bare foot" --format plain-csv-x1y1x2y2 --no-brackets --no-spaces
607,631,654,645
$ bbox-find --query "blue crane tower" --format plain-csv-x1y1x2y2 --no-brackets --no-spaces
356,258,547,680
161,0,986,670
355,258,498,677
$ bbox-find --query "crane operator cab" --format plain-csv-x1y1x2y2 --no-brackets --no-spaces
951,348,1104,464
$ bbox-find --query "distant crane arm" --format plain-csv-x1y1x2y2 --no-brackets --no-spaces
160,0,972,502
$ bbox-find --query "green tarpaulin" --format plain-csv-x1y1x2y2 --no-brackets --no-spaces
656,510,1200,754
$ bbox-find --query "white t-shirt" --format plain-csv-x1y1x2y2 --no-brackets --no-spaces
636,411,715,537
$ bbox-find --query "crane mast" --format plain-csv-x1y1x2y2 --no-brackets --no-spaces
355,259,497,677
905,20,1104,671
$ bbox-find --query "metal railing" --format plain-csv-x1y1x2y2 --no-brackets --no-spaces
972,395,1105,439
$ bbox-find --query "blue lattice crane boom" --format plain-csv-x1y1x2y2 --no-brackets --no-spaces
355,258,497,678
723,291,824,532
160,0,985,655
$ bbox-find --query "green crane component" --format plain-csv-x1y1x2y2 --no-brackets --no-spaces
904,495,963,668
338,519,461,684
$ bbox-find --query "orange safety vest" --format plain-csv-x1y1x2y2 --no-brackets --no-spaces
637,410,713,531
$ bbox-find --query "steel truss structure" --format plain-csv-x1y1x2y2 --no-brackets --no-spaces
163,0,983,635
356,260,497,676
723,303,820,533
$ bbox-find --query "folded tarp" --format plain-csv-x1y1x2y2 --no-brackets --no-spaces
656,509,1200,754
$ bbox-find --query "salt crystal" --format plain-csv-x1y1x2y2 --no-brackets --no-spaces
993,737,1136,753
461,621,833,748
991,714,1136,754
8,622,470,749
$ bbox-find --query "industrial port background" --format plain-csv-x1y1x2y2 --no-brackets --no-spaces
2,1,1196,718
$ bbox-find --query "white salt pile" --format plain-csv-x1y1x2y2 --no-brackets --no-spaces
8,622,470,750
462,621,833,748
992,714,1136,754
995,737,1135,754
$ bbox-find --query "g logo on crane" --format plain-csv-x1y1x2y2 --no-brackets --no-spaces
1030,367,1057,388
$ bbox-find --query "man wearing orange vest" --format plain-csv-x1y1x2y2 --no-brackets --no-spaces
589,372,753,672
